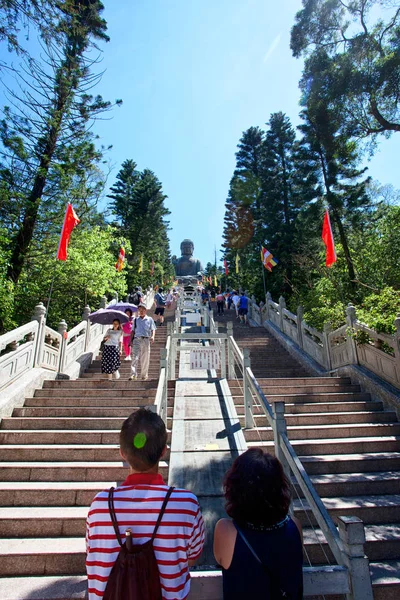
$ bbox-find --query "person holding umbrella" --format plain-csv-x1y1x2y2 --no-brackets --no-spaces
102,319,123,381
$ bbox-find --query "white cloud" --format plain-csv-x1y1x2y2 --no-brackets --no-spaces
263,33,282,63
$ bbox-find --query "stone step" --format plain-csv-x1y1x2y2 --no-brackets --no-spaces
0,481,116,506
235,400,384,414
245,411,396,427
0,444,170,463
229,384,361,394
0,562,398,600
294,495,400,526
254,377,352,385
0,461,168,482
25,396,175,408
0,429,172,445
43,380,175,389
309,472,400,497
0,523,397,576
300,452,400,474
370,559,400,600
263,392,371,402
1,494,398,539
13,407,157,418
302,523,400,563
244,422,400,441
247,437,400,457
1,417,142,430
35,388,157,398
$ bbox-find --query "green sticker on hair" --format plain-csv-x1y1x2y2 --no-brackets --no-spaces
133,432,147,449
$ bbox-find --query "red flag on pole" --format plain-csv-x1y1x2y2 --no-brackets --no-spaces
322,209,337,267
57,204,80,261
224,258,229,275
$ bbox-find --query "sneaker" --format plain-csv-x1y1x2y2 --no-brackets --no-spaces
124,356,131,361
129,375,137,381
141,375,149,381
114,370,120,380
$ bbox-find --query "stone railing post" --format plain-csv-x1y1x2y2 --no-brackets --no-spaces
243,348,254,428
31,302,47,368
227,322,235,379
82,305,91,351
278,296,286,332
100,296,107,309
272,401,290,482
346,303,359,365
337,516,374,600
297,305,304,349
323,323,333,370
57,319,68,373
265,292,271,320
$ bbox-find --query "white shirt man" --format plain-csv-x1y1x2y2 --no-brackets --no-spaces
129,304,156,380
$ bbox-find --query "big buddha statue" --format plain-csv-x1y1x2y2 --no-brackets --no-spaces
173,239,203,277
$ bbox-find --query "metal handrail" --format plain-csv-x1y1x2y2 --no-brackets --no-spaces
244,364,347,568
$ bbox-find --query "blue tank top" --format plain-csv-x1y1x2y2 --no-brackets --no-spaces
222,517,303,599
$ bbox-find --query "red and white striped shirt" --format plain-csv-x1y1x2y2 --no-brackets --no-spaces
86,473,205,599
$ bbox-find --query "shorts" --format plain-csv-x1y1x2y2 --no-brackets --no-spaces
238,308,248,316
155,307,165,316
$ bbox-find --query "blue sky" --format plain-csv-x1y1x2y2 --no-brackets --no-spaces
2,0,399,267
94,0,400,267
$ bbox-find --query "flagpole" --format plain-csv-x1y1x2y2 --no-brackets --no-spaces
261,258,267,296
47,202,69,318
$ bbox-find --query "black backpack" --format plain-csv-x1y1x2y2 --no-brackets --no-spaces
103,486,174,600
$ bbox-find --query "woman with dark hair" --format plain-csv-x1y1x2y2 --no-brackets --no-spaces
101,319,122,381
214,448,303,599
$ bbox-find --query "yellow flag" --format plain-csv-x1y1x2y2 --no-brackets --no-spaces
138,254,143,273
236,253,240,273
214,275,218,287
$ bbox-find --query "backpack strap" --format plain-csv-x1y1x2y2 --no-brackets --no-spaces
107,486,175,547
108,487,123,547
151,486,174,542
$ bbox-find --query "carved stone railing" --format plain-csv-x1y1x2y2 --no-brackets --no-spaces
0,321,39,390
249,292,400,390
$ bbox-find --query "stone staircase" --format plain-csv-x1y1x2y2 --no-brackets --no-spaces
0,311,175,598
216,306,400,599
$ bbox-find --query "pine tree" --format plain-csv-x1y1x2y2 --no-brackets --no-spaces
5,0,116,285
108,164,173,289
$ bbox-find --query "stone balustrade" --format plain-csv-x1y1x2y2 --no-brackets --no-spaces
0,287,155,391
248,292,400,390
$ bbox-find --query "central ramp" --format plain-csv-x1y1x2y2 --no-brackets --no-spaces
168,346,246,565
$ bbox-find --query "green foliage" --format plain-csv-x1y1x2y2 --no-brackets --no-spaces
13,226,128,330
291,0,400,137
108,161,174,290
357,288,400,335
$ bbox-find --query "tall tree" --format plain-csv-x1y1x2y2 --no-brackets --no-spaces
108,163,173,289
291,0,400,137
298,100,371,292
4,0,115,285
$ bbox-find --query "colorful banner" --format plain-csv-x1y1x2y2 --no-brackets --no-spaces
115,247,125,272
322,209,337,267
57,204,80,261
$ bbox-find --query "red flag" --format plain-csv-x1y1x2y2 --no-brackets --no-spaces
57,203,80,261
224,258,229,275
322,209,337,267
